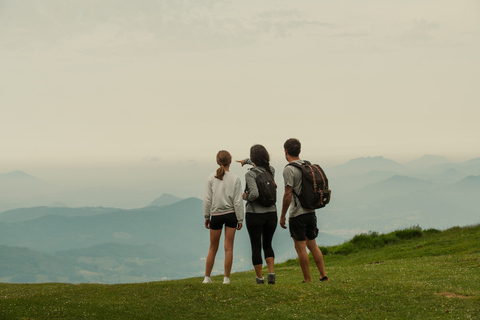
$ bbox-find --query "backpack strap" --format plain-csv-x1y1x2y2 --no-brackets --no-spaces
286,160,310,169
285,160,307,203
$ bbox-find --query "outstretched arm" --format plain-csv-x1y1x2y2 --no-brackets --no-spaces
236,158,254,167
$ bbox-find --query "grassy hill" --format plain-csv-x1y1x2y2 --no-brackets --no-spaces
1,225,479,319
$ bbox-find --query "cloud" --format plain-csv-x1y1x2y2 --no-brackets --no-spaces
0,0,334,54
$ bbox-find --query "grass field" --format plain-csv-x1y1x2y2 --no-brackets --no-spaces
1,225,479,319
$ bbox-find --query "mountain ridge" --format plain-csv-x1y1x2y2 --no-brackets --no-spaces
147,193,183,207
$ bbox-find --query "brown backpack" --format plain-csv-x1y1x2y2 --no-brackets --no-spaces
287,161,331,209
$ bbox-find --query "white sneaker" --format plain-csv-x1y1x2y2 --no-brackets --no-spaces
202,276,212,284
223,277,230,284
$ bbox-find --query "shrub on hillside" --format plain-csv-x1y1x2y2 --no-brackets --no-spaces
423,228,441,236
325,242,358,255
394,227,422,240
320,226,432,256
378,233,400,245
351,232,386,249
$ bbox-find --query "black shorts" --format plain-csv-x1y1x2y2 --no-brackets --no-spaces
289,212,318,241
210,212,238,230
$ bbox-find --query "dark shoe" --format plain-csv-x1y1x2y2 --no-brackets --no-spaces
320,277,329,282
267,273,276,284
256,277,265,284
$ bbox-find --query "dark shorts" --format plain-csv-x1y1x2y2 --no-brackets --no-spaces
289,212,319,241
210,212,238,230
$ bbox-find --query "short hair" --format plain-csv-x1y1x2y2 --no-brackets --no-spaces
284,138,301,157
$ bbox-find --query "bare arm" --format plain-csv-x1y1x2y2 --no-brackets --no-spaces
280,186,293,229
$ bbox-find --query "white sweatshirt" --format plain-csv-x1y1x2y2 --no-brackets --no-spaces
203,171,244,222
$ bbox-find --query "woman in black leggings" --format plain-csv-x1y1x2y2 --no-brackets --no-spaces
237,145,277,284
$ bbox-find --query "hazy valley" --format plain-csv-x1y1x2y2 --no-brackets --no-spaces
1,155,479,284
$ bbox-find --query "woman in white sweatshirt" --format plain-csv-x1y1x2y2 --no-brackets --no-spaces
202,150,244,284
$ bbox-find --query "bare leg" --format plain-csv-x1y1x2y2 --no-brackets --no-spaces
253,264,263,278
205,229,222,277
293,239,311,282
223,227,236,278
306,238,327,278
265,257,274,274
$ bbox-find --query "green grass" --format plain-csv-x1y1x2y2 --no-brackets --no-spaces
1,225,479,319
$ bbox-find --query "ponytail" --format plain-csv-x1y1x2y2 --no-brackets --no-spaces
215,165,226,180
215,150,232,180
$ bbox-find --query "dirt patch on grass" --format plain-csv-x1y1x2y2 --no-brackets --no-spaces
436,292,471,299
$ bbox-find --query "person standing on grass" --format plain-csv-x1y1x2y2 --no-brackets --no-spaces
237,144,278,284
279,138,328,283
203,150,244,285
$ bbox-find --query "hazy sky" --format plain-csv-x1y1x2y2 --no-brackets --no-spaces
1,0,479,190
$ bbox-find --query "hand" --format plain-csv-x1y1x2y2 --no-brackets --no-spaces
243,192,247,200
279,216,287,229
236,160,245,167
237,222,243,230
205,219,211,229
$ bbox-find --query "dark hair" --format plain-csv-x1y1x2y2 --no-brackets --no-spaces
215,150,232,180
284,138,301,157
250,144,273,175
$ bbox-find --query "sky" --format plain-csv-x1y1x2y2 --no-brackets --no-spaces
1,0,479,192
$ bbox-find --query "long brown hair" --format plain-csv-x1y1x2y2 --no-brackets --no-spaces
215,150,232,180
250,144,273,175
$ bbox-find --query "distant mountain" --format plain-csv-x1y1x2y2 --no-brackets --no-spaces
0,245,83,283
54,186,159,209
331,170,398,194
405,155,451,169
0,198,344,283
456,159,480,176
343,175,435,204
329,156,403,177
451,175,480,191
326,189,478,234
0,170,40,181
2,157,480,284
0,170,62,213
418,157,480,176
0,206,121,223
0,170,56,197
424,168,466,184
461,157,480,165
0,199,201,252
147,193,183,207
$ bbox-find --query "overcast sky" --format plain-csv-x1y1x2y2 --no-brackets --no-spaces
1,0,479,190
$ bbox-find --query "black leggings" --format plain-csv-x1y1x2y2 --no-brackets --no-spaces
246,212,278,266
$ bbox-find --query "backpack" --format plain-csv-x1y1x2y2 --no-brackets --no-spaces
250,167,277,207
287,160,331,209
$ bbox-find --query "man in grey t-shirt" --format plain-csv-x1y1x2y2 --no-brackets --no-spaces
280,138,328,283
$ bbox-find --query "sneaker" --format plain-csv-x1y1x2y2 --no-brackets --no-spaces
223,277,230,284
256,277,265,284
320,276,329,282
202,276,212,284
267,273,276,284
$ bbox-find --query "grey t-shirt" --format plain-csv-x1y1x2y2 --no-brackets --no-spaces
283,159,314,218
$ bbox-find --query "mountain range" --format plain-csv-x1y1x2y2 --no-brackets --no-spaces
1,195,340,283
1,155,479,283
